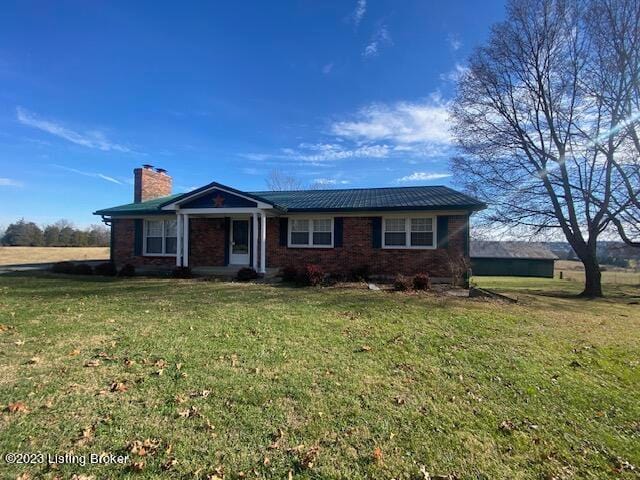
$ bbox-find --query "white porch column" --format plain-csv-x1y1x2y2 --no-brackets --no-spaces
259,212,266,274
252,213,259,271
183,214,190,267
176,213,183,267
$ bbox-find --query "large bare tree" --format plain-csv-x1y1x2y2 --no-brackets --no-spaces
451,0,640,297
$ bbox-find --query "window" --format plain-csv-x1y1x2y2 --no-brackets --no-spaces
144,219,177,255
312,219,332,246
410,218,433,246
383,217,435,248
290,219,310,245
288,217,333,247
384,218,406,246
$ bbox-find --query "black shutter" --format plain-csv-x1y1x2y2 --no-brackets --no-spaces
279,217,288,246
134,219,143,256
334,217,343,247
372,217,382,248
437,216,449,249
224,217,230,266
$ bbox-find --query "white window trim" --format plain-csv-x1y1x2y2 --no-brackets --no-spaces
287,217,334,248
382,215,437,250
143,218,177,257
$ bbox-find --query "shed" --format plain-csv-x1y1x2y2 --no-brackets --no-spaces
470,241,558,278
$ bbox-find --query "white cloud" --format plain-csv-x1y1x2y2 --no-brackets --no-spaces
440,63,468,83
363,24,392,58
397,172,451,182
0,177,23,187
447,33,462,51
239,93,455,169
238,153,271,161
16,107,131,153
312,178,351,186
295,143,391,163
51,164,123,184
322,63,334,75
352,0,366,27
331,95,452,145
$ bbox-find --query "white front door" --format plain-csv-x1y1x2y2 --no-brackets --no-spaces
229,219,250,265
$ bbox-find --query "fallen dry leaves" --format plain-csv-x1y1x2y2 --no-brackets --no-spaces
372,446,383,465
7,401,29,413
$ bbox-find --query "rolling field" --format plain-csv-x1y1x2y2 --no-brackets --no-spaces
0,247,110,266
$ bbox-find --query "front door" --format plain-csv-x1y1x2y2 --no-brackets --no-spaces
229,219,250,265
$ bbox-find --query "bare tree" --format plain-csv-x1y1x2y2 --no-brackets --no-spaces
585,0,640,246
265,170,304,191
451,0,640,297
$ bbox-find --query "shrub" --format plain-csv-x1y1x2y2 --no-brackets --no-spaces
94,262,117,276
280,265,298,282
172,266,192,278
393,274,412,291
413,273,431,290
73,263,93,275
236,267,258,282
51,261,75,274
118,264,136,277
299,264,325,286
350,265,371,281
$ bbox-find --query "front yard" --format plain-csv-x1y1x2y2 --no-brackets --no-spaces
0,273,638,479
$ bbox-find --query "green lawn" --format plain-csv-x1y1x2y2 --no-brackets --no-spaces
1,273,639,479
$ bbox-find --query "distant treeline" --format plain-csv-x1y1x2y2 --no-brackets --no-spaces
1,219,110,247
547,242,639,269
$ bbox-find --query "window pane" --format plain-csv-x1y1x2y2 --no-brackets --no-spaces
291,232,309,245
385,218,406,232
165,237,177,254
146,220,163,237
385,232,406,246
146,237,163,253
411,232,433,246
291,219,309,232
165,219,177,236
313,219,331,232
313,232,332,245
411,218,432,232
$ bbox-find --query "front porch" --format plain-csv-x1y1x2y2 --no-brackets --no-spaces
175,209,270,274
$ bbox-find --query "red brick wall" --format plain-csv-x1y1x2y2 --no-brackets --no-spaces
188,218,226,267
134,167,172,203
112,214,469,277
112,217,227,268
111,219,175,268
266,215,468,277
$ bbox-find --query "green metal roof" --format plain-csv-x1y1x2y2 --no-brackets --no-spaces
251,186,486,212
94,185,486,216
94,194,182,215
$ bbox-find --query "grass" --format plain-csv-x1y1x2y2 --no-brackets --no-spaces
0,246,110,266
0,274,638,479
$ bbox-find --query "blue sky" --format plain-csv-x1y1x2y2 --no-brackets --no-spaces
0,0,505,227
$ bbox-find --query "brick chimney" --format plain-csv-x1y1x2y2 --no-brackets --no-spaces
134,165,172,203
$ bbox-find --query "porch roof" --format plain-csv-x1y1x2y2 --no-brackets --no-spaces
94,184,486,216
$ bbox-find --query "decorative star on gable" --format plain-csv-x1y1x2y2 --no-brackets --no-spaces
213,194,225,207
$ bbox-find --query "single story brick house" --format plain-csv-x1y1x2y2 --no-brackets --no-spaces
94,165,486,281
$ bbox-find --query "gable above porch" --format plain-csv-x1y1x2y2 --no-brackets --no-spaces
160,182,281,212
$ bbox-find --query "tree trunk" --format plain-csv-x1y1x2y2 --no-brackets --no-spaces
580,255,603,298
